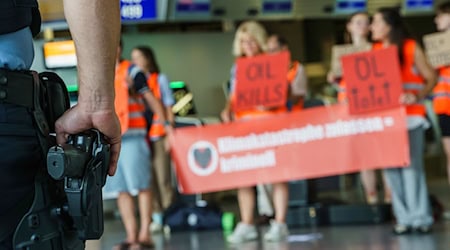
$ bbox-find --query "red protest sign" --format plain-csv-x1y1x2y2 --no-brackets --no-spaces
169,105,409,194
341,46,402,114
233,51,290,112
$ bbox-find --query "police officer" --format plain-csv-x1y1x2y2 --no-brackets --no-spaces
0,0,121,249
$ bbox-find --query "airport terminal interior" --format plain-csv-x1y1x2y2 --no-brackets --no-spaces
31,0,450,249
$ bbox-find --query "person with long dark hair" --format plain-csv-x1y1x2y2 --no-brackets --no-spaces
371,7,437,234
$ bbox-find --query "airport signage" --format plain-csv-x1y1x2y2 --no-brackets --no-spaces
120,0,157,21
262,0,293,13
170,105,409,194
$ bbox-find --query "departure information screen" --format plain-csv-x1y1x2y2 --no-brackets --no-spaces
175,0,210,14
262,0,293,13
404,0,433,11
335,0,367,14
120,0,157,22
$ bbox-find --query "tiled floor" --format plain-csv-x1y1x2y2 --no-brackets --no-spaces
87,220,450,250
87,177,450,250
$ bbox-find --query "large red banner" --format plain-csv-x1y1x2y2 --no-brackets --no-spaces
234,51,290,112
342,46,402,114
170,105,409,194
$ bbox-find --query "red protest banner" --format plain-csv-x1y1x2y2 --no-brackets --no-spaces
233,51,290,112
341,46,402,114
169,105,409,194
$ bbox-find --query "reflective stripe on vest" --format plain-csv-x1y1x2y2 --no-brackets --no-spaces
147,73,166,139
128,97,147,129
115,60,131,134
433,66,450,115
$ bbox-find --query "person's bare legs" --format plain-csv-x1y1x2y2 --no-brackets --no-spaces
382,171,392,203
443,137,450,185
360,170,378,204
238,187,255,225
137,189,153,244
117,192,137,243
272,182,288,223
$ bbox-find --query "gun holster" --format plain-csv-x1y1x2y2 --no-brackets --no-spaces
0,69,110,250
0,69,83,250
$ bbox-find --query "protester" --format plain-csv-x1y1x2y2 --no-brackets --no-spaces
221,21,290,244
371,7,437,234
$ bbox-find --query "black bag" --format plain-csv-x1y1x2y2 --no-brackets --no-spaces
164,202,223,231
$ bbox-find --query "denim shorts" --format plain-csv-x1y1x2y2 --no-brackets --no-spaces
103,132,151,197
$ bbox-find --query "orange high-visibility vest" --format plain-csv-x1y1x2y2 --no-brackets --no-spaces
146,73,166,139
400,39,426,116
115,60,130,134
337,78,347,103
128,96,147,129
374,40,426,116
433,66,450,115
287,60,304,111
116,60,147,132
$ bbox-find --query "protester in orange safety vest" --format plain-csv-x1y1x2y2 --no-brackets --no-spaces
104,40,167,249
432,1,450,187
371,7,437,235
267,34,307,111
328,12,372,103
131,46,176,234
220,21,290,244
327,12,392,205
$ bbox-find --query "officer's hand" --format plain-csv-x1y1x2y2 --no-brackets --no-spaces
55,104,121,176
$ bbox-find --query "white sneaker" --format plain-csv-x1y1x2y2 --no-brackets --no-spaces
264,220,289,242
226,222,258,244
150,222,163,233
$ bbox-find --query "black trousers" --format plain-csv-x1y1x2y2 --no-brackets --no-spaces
0,103,41,250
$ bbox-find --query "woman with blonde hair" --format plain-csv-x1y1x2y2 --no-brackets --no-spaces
221,21,290,244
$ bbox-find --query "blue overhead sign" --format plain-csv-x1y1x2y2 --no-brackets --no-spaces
263,0,292,13
176,0,210,13
405,0,433,10
120,0,157,22
335,0,367,13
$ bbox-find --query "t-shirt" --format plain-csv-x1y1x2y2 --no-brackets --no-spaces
0,27,34,70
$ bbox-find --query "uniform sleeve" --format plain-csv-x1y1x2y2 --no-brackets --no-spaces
290,64,308,96
158,74,175,107
134,72,149,94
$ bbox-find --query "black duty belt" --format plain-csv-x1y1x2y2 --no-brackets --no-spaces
0,69,34,109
